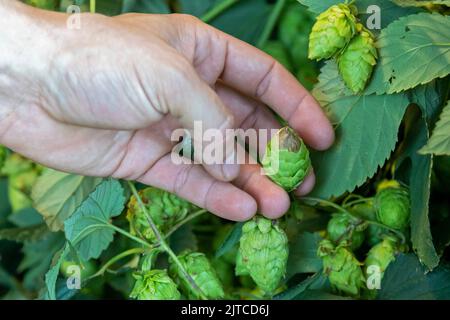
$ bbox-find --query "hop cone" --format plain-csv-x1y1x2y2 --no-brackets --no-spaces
375,186,410,230
308,4,357,60
239,216,289,294
365,237,398,279
130,270,181,300
126,187,194,242
327,213,366,250
318,239,365,297
235,251,249,276
261,127,310,192
170,251,224,299
338,24,378,93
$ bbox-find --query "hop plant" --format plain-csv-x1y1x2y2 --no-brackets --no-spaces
318,239,365,297
126,187,194,242
261,127,310,192
170,251,225,299
239,216,289,294
25,0,59,10
213,224,238,265
0,146,6,171
308,4,358,60
235,251,250,276
338,24,378,93
130,270,181,300
375,186,410,230
327,213,366,250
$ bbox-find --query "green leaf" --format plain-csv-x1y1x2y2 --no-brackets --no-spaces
377,13,450,93
64,179,125,261
215,222,243,259
378,254,450,299
287,232,322,278
210,0,272,46
311,62,410,198
8,207,43,227
274,272,325,300
121,0,170,14
32,169,102,231
19,232,65,291
399,116,439,270
45,243,70,300
420,100,450,155
0,224,49,243
178,0,217,16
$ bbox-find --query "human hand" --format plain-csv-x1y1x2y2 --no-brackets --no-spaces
0,2,334,221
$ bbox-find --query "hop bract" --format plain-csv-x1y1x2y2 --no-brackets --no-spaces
365,237,398,280
318,239,365,297
327,213,365,250
375,186,410,230
308,4,357,60
170,251,225,299
126,187,194,242
338,24,378,93
130,270,181,300
261,127,310,192
239,216,289,294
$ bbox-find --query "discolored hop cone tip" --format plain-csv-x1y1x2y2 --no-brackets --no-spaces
338,23,378,93
130,270,181,300
261,127,310,192
239,216,289,294
308,3,358,61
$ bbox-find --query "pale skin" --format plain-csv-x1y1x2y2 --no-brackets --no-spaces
0,1,334,221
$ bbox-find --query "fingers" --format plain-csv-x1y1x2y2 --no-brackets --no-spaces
190,25,334,150
137,154,257,221
233,164,291,219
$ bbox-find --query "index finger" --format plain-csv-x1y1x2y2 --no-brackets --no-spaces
216,31,335,150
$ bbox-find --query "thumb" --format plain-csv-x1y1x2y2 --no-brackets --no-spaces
163,59,240,182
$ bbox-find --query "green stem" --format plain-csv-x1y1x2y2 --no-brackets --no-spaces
366,220,406,244
127,181,208,300
343,197,374,208
301,196,351,215
87,248,145,280
90,0,96,13
201,0,240,23
256,0,286,49
165,209,207,239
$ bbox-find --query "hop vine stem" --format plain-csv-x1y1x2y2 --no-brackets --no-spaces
257,0,286,49
127,181,208,300
201,0,240,23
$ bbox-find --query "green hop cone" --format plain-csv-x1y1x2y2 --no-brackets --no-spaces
327,213,366,250
235,250,249,276
375,186,410,230
130,270,181,300
126,187,194,242
338,24,378,93
170,251,224,299
261,127,310,192
318,239,365,297
308,4,358,60
239,216,289,294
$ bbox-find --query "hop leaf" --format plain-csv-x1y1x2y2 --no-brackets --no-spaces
239,216,289,294
327,213,366,250
338,24,378,93
261,127,311,192
318,239,365,297
375,186,410,230
126,187,195,242
170,251,225,299
130,270,181,300
308,4,358,61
